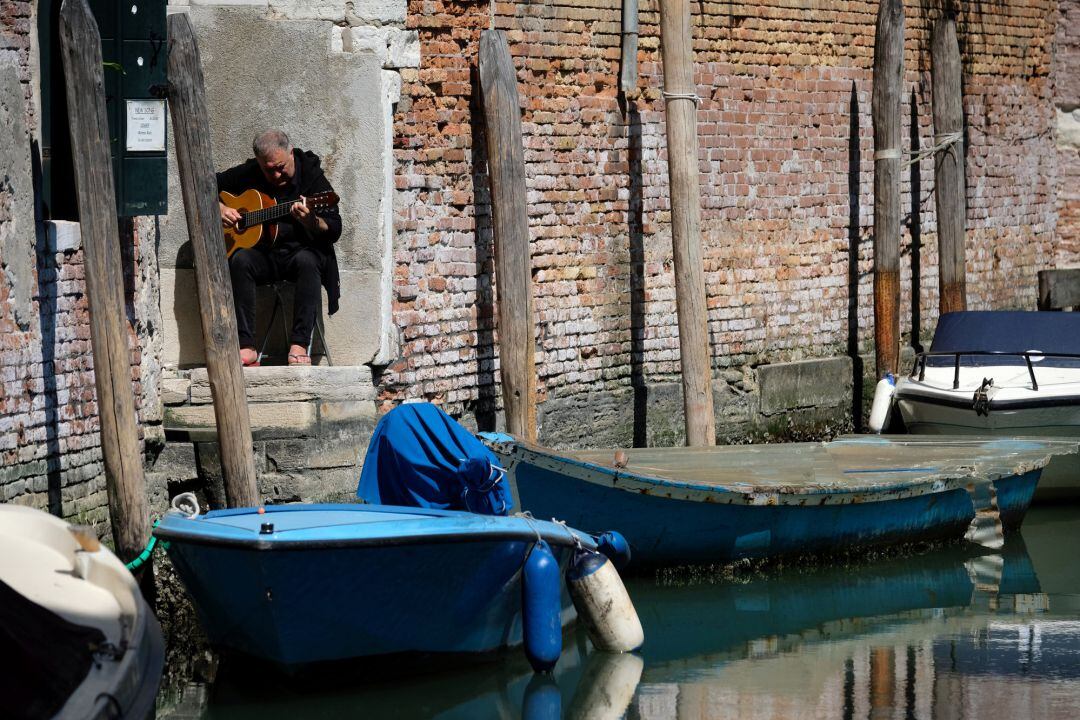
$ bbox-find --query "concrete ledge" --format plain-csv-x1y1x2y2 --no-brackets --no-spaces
757,356,853,416
46,220,82,253
188,366,377,405
165,401,317,440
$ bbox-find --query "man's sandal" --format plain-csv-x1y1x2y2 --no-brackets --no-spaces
288,352,312,366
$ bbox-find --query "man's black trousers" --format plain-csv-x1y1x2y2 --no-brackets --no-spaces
229,246,322,349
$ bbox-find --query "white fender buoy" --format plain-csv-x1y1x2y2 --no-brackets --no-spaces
868,372,896,433
566,548,643,653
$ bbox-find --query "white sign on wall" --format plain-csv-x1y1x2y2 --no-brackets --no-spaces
125,99,166,152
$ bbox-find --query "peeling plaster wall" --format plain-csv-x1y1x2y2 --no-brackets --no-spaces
1054,0,1080,262
0,56,34,329
159,0,418,369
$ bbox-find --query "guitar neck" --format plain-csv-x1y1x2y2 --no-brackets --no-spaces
242,199,299,229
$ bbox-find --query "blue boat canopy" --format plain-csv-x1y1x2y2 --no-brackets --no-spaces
928,311,1080,367
357,403,513,515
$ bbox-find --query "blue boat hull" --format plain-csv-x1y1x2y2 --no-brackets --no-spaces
157,505,593,668
485,436,1051,567
512,463,1038,566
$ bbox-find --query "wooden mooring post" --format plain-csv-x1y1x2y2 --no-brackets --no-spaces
168,13,259,507
58,0,149,561
479,29,538,442
871,0,904,379
658,0,715,447
931,15,967,315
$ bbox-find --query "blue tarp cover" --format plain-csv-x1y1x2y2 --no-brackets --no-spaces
357,403,513,516
928,311,1080,367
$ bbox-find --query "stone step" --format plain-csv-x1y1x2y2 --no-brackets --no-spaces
164,401,318,441
187,365,377,405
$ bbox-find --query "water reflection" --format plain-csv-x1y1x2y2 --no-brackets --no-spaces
187,507,1080,719
200,627,640,720
626,507,1080,719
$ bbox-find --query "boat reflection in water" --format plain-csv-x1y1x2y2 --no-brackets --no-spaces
201,627,642,720
630,531,1080,719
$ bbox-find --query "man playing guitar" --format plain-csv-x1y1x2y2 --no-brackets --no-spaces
217,129,342,366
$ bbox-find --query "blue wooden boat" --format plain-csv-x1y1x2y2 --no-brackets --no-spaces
483,434,1077,566
156,502,599,669
157,404,640,672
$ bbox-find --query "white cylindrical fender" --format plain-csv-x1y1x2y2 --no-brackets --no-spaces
868,373,897,433
566,549,644,653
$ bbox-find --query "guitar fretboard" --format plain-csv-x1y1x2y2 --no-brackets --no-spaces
242,200,297,229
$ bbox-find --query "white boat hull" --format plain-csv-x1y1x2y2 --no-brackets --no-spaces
896,367,1080,500
0,505,164,719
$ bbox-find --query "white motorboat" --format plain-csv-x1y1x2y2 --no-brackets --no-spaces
0,504,164,719
893,311,1080,500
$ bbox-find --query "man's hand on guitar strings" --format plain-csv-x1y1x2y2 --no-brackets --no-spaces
220,201,242,229
291,196,323,234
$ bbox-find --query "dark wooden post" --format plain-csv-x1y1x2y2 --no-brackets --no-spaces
168,13,259,507
658,0,715,447
479,29,538,442
871,0,904,379
58,0,149,560
931,15,967,315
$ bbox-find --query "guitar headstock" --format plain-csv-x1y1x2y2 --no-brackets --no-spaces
307,191,340,211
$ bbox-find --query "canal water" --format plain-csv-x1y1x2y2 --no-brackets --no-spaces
179,505,1080,719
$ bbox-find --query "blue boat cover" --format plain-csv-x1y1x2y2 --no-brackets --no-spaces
357,403,513,515
928,311,1080,367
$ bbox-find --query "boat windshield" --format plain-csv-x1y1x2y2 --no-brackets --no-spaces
923,311,1080,368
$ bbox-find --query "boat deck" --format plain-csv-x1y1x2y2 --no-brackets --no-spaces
155,503,598,550
544,436,1079,494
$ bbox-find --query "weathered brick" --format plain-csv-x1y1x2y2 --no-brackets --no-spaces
384,0,1068,430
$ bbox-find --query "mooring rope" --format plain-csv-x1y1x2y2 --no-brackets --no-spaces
874,131,963,170
904,131,964,169
662,90,701,105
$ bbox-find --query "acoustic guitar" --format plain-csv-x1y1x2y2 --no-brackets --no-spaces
219,189,340,258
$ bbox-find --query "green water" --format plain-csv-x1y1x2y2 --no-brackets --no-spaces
187,506,1080,719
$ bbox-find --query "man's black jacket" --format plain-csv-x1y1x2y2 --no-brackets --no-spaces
216,149,342,315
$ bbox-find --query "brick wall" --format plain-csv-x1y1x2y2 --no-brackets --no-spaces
0,1,161,528
1,224,160,523
387,0,1062,439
